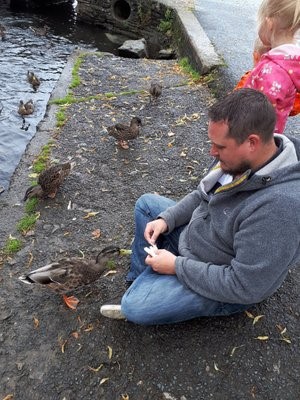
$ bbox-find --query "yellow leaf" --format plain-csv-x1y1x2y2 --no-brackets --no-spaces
100,377,109,385
167,131,175,137
88,364,103,372
245,310,255,319
213,362,223,372
121,395,129,400
28,173,39,178
230,344,245,357
253,315,264,325
84,324,94,332
33,316,39,329
103,270,117,277
281,337,291,344
60,339,67,353
255,336,269,341
108,345,113,360
2,395,14,400
83,211,99,219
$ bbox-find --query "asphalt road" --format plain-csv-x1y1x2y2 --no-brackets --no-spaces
194,0,300,135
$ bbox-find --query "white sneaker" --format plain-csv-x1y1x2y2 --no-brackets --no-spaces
100,304,126,320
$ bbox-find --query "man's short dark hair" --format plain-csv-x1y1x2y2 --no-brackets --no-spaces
208,88,276,143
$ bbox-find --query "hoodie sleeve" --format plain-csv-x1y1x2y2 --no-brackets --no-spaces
159,189,202,232
175,195,300,304
243,60,296,134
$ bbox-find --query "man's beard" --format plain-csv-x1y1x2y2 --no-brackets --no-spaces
220,160,252,177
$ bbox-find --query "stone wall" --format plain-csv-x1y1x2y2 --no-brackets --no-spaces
76,0,170,45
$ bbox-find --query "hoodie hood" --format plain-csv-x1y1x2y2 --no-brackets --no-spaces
201,134,300,195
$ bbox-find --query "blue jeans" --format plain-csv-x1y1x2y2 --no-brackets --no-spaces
121,193,251,325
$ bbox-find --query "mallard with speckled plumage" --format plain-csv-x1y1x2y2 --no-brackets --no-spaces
27,71,41,92
18,246,124,309
149,82,162,103
23,162,75,201
107,117,142,149
18,99,34,117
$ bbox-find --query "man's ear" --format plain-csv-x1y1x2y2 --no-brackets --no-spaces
248,134,261,151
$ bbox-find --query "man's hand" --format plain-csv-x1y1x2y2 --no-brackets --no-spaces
145,249,176,275
144,218,168,244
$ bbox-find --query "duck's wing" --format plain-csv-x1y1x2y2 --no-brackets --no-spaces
38,163,70,192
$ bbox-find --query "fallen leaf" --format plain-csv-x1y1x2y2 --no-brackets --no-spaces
27,252,34,268
83,211,99,219
121,395,129,400
59,338,68,353
103,270,117,277
88,364,103,372
2,395,13,400
71,331,80,339
108,345,113,360
245,310,255,319
100,377,109,385
91,229,101,239
213,361,223,372
33,316,39,329
28,172,39,179
254,336,269,341
167,131,176,137
230,344,245,357
253,315,264,325
281,337,291,344
84,324,94,332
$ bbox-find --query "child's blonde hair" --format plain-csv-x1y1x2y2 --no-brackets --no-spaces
254,37,270,56
258,0,300,33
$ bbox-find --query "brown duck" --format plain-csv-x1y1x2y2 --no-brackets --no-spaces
18,246,127,309
18,99,34,117
107,117,142,149
29,24,50,36
149,82,162,103
27,71,41,92
23,161,75,201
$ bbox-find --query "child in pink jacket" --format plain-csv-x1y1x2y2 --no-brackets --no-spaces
242,0,300,134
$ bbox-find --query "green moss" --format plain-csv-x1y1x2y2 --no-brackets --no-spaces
56,108,67,127
3,236,22,255
178,57,201,82
107,260,116,269
17,213,39,234
32,142,54,173
25,197,38,214
69,55,84,89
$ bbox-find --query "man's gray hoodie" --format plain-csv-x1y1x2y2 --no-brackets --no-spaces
159,134,300,304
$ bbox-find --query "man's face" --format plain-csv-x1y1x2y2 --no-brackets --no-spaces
208,120,252,176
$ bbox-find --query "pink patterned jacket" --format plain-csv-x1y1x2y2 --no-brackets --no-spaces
243,44,300,134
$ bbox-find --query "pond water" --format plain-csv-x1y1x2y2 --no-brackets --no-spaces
0,1,122,193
